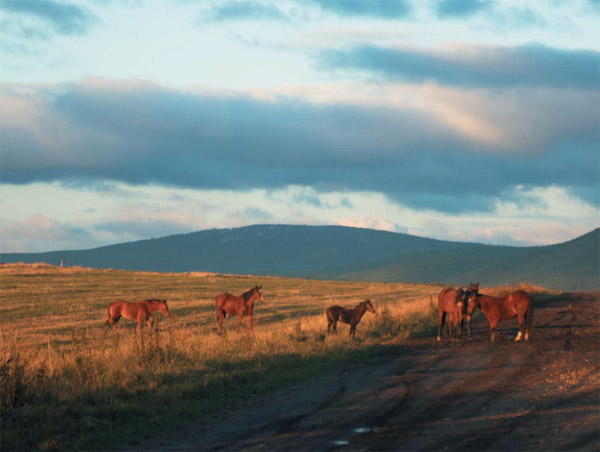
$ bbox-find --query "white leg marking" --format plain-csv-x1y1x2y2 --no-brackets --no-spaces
514,331,522,342
525,332,529,341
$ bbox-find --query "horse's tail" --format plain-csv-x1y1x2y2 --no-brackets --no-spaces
525,298,534,338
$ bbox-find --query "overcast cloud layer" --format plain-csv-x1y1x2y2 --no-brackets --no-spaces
1,0,599,252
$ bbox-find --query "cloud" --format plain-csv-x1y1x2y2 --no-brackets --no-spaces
1,78,597,213
436,0,491,18
0,214,96,253
309,0,411,19
0,0,99,36
318,43,600,89
201,1,289,22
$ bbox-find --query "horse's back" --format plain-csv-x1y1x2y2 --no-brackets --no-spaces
438,287,459,311
108,300,127,314
215,292,230,309
507,290,533,308
109,300,148,320
438,287,452,304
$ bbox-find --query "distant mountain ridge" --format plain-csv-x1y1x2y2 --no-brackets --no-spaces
2,225,598,291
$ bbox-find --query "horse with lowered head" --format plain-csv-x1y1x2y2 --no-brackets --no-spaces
327,299,376,339
215,285,263,333
466,290,533,342
104,299,169,336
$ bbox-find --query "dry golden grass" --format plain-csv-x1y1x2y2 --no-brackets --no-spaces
477,282,553,297
0,264,548,450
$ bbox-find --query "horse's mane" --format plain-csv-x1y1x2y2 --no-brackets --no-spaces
242,288,256,301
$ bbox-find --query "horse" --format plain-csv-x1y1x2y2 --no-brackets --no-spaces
326,299,376,339
437,287,467,341
464,282,479,338
466,290,533,342
103,299,169,336
215,285,263,333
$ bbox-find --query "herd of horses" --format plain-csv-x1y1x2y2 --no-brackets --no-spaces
103,283,534,342
438,282,534,342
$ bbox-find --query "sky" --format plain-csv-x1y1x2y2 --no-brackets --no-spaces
1,0,599,253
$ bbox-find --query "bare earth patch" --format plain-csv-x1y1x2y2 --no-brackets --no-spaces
140,292,599,451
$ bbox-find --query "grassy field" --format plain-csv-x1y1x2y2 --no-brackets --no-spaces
0,263,540,450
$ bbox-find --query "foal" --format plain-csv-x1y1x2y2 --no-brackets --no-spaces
326,299,376,339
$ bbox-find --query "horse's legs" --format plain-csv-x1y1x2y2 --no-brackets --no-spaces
466,315,472,339
490,319,498,342
437,311,445,341
216,310,224,333
514,314,524,341
525,304,533,341
237,313,243,330
349,322,356,339
103,317,113,336
450,313,458,340
247,314,253,331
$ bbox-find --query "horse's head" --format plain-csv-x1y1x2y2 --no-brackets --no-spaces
466,292,480,315
253,285,264,302
158,299,170,317
469,282,480,294
364,299,376,314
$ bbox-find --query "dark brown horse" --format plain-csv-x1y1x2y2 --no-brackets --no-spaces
326,299,376,339
437,287,467,341
464,282,479,338
466,290,533,342
103,299,169,336
215,285,263,333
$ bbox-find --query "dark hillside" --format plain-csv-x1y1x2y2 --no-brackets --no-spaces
2,225,597,291
0,225,464,274
329,228,599,291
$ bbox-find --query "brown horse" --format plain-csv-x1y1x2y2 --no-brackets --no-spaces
463,282,479,338
437,287,467,341
215,285,263,333
326,299,376,339
103,299,169,336
466,290,533,342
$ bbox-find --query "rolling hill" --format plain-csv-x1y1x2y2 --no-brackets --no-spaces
1,225,598,291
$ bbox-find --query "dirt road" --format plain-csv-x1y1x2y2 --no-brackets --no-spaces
148,293,599,451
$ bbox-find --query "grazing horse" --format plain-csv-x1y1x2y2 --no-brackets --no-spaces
326,299,376,339
142,299,170,317
437,288,467,341
466,290,533,342
103,299,169,336
215,285,263,333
